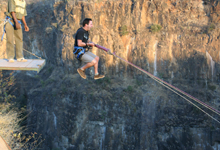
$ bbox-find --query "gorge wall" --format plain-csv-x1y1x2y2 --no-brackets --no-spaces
1,0,220,149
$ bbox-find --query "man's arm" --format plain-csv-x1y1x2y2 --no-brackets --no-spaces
77,39,94,47
22,16,29,32
11,12,21,29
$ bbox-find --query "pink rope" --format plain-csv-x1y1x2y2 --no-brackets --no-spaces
94,44,220,115
95,44,109,52
113,53,220,115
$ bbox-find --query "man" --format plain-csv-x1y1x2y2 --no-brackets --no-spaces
5,0,29,62
74,18,105,80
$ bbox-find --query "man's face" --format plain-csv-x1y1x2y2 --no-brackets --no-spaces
87,21,93,31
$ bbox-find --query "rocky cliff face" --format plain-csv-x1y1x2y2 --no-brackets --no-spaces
21,0,220,80
1,0,220,149
0,0,7,59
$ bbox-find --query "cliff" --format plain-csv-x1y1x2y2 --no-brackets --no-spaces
1,0,220,149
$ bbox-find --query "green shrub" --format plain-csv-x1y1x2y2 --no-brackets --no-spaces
119,25,129,36
34,75,40,79
40,80,46,87
208,84,216,91
95,76,111,84
100,111,107,120
47,66,54,73
126,85,133,92
158,73,164,79
103,77,111,84
136,80,142,86
209,23,215,31
150,24,162,33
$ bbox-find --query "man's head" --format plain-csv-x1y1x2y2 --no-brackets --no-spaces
83,18,93,31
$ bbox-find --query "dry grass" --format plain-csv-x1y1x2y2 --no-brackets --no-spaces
0,104,44,149
0,71,44,149
0,104,21,146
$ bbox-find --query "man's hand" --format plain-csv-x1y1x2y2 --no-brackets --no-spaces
88,42,95,47
21,16,29,32
15,21,21,30
11,12,21,30
24,25,29,32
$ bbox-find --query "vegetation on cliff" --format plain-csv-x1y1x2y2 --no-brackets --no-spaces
0,71,43,149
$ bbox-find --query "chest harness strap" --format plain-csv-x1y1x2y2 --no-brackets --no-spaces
1,16,22,41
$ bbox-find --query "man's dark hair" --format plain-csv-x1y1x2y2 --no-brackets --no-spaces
83,18,92,27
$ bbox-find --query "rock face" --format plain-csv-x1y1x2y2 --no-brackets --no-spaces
21,0,220,80
0,0,7,59
1,0,220,149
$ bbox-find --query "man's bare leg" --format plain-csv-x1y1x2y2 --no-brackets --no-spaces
93,56,105,80
79,56,104,80
93,56,99,74
77,59,96,79
81,59,97,71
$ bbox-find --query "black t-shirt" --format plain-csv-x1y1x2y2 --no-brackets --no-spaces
74,27,89,47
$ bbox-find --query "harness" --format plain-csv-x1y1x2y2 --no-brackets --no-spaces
73,46,86,60
1,16,22,41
